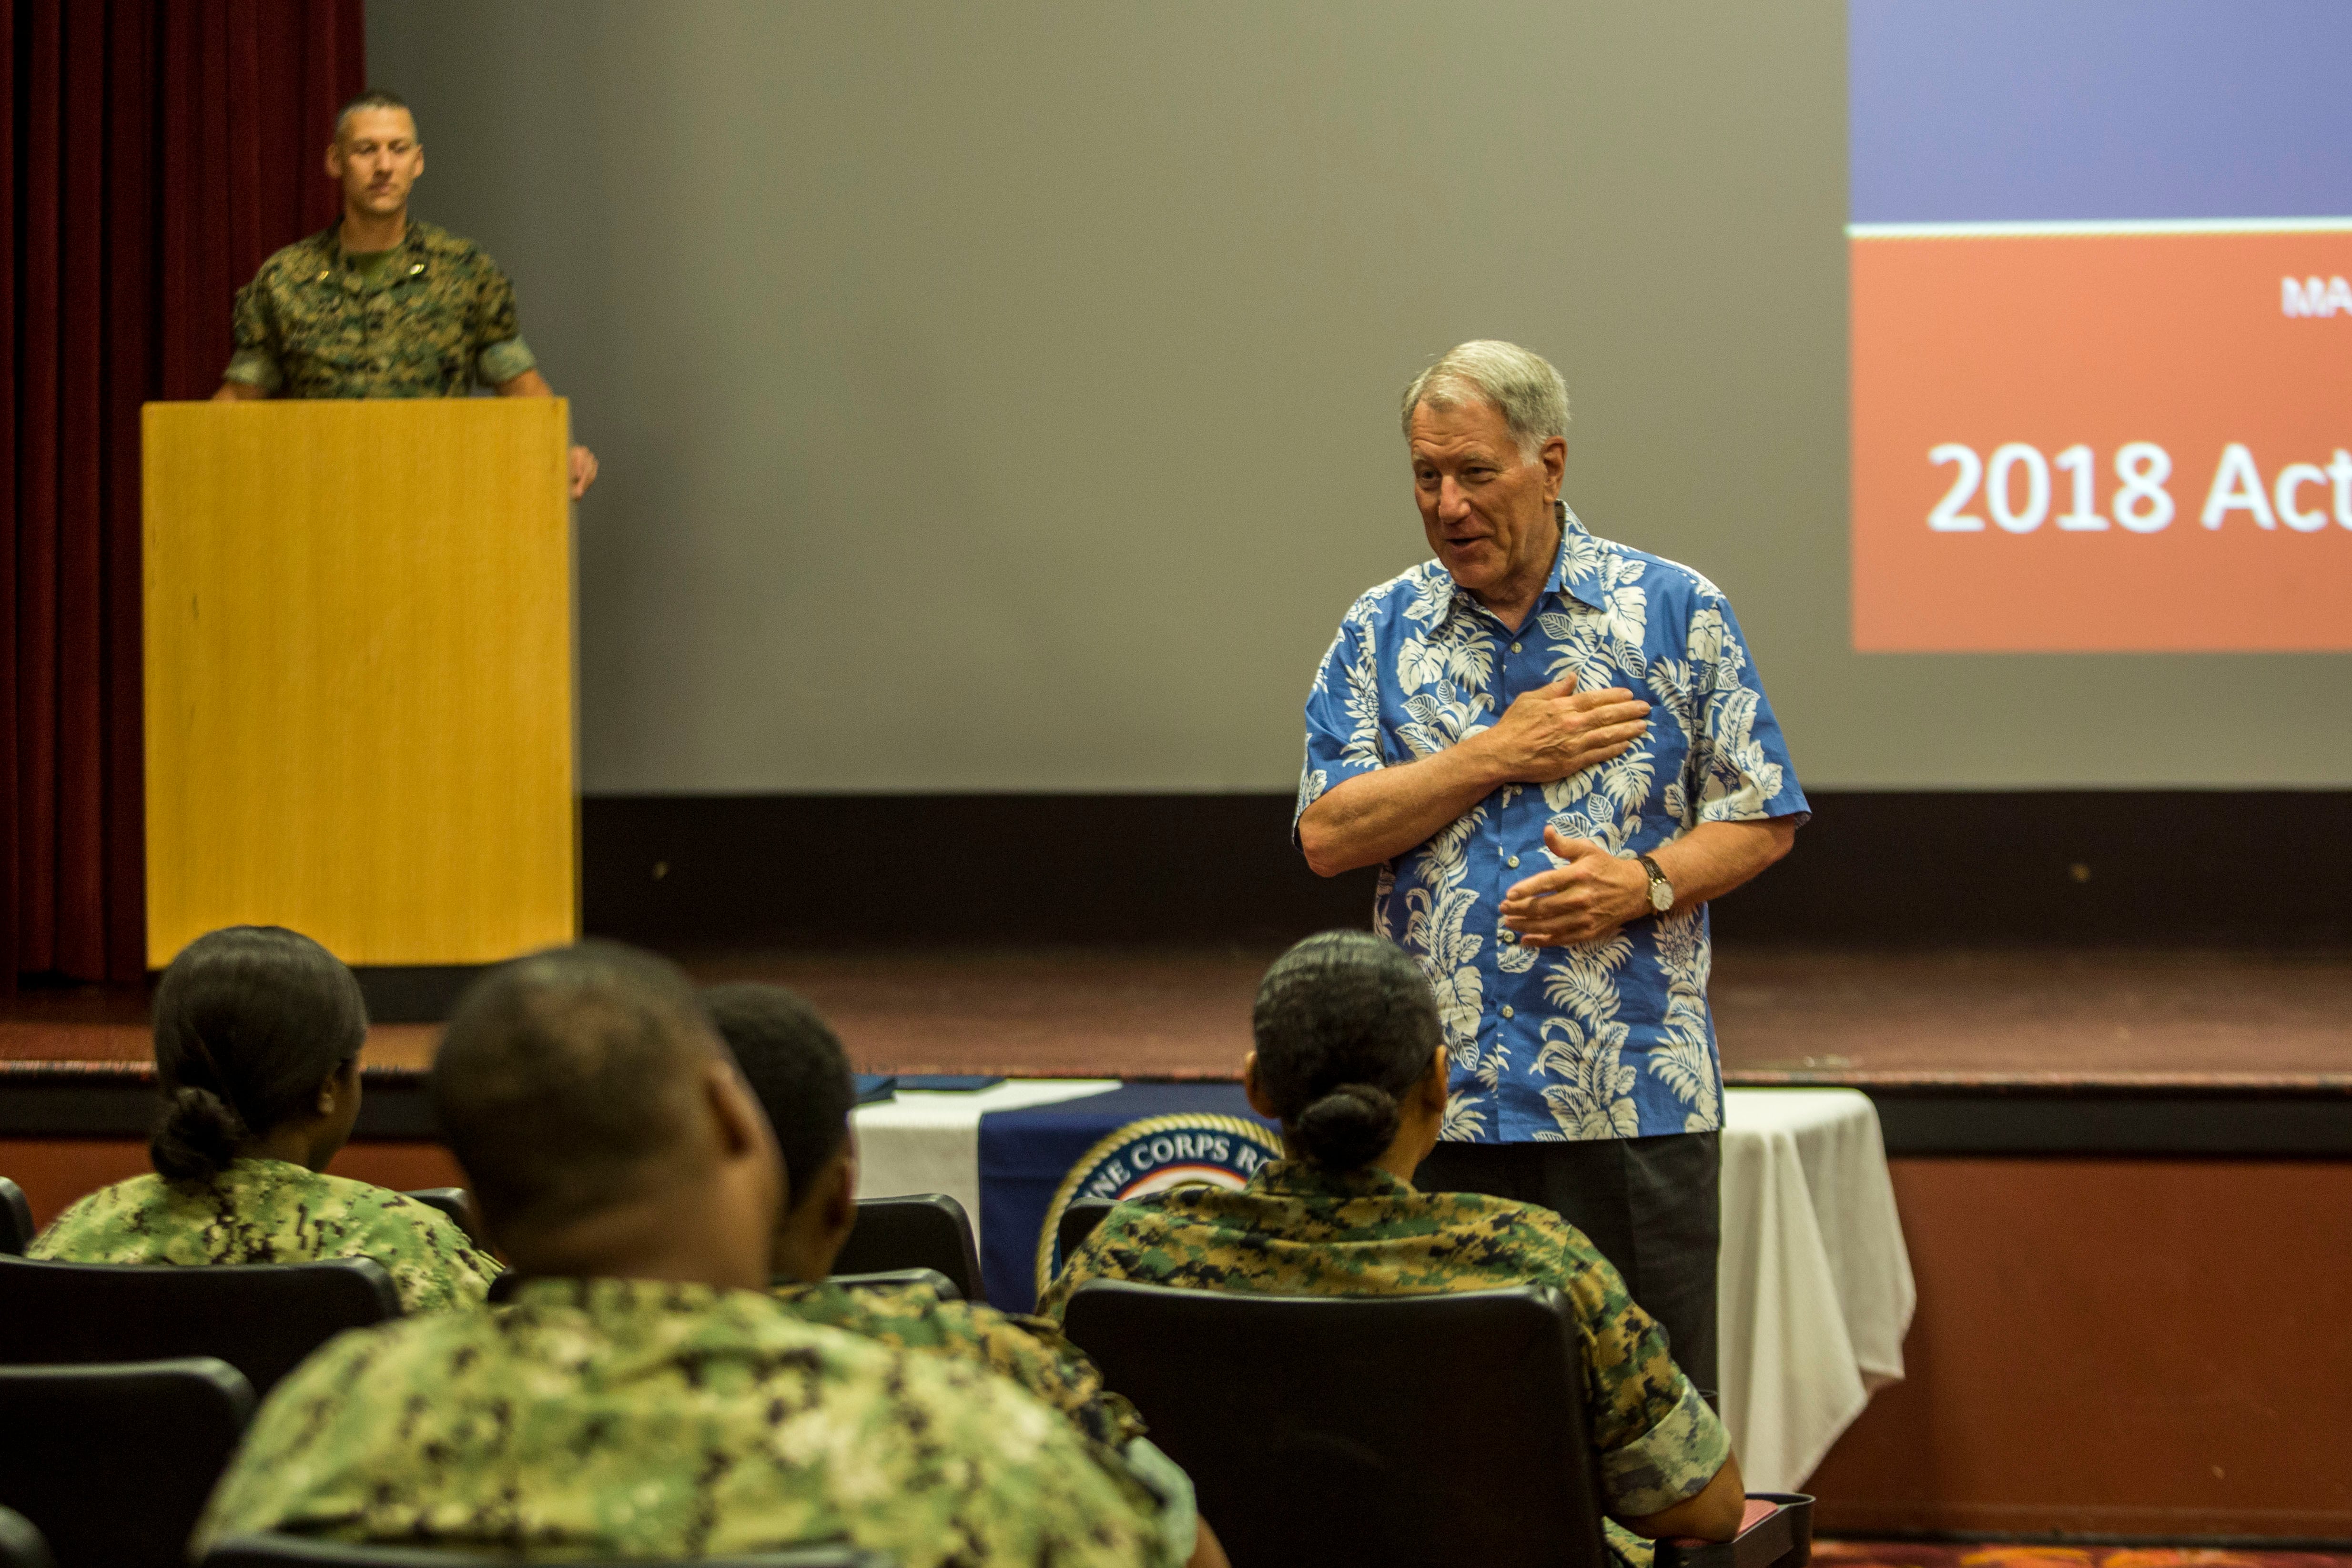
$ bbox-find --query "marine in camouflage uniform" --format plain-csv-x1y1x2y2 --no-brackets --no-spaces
1038,1158,1731,1568
193,1276,1181,1568
221,220,538,399
772,1275,1147,1448
29,1156,498,1314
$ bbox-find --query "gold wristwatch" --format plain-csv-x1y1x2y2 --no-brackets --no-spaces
1636,853,1673,914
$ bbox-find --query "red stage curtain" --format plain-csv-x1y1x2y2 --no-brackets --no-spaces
0,0,364,984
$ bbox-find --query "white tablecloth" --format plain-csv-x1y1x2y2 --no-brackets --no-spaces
855,1081,1913,1490
853,1079,1116,1237
1717,1087,1916,1491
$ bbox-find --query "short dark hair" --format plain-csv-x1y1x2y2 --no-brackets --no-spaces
334,89,416,143
703,984,854,1216
432,942,721,1237
1250,931,1443,1168
150,926,368,1183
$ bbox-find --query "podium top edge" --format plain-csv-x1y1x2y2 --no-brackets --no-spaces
142,397,567,412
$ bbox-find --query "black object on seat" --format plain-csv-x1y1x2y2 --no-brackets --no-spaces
204,1536,894,1567
0,1506,53,1568
1054,1197,1117,1269
828,1194,981,1302
817,1267,960,1300
1657,1496,1815,1568
0,1358,255,1568
1063,1279,1813,1568
0,1253,399,1396
397,1187,482,1244
0,1182,32,1257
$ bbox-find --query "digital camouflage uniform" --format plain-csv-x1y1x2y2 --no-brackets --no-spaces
222,220,538,398
1038,1159,1732,1568
772,1277,1148,1449
29,1156,498,1314
193,1277,1179,1568
771,1277,1193,1559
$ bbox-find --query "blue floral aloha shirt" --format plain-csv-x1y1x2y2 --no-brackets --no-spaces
1296,504,1808,1143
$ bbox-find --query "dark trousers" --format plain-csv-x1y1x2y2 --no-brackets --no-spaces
1414,1131,1721,1400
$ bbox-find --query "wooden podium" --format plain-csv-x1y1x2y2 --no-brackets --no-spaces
141,400,578,1004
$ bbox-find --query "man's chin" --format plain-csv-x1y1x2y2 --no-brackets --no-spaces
1440,551,1502,589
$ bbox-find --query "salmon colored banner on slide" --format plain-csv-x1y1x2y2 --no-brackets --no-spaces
1850,229,2352,651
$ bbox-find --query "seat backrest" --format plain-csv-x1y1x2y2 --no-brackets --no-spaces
0,1180,32,1256
0,1253,400,1396
0,1358,255,1568
203,1536,894,1567
0,1506,53,1568
828,1194,981,1301
1055,1197,1116,1266
821,1267,960,1300
397,1187,481,1245
1063,1280,1608,1568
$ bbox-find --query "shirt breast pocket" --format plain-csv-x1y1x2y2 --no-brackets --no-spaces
391,283,473,389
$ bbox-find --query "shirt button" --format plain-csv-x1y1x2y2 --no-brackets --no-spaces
1507,855,1520,868
1500,1005,1515,1020
1510,641,1522,653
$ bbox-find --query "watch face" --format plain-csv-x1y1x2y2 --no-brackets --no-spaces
1649,881,1673,912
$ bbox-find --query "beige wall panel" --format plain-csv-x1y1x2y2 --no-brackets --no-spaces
143,399,577,967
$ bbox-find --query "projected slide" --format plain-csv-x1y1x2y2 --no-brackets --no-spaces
1849,2,2352,652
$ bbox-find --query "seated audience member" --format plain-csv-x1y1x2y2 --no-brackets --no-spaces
194,942,1192,1568
1040,930,1746,1560
30,924,496,1313
704,982,1203,1554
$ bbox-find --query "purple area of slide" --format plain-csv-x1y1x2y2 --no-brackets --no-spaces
1850,0,2352,224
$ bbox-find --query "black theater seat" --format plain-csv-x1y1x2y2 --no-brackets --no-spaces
0,1358,255,1568
828,1194,982,1302
1063,1278,1813,1568
0,1253,399,1397
0,1181,31,1256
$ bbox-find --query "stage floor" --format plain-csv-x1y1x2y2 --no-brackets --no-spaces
4,945,2347,1088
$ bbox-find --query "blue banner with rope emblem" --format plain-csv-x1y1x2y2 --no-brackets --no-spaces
977,1082,1281,1312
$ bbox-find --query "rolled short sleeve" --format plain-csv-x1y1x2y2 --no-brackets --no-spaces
1685,593,1808,827
470,261,535,386
223,277,283,393
1557,1224,1732,1518
1295,610,1388,837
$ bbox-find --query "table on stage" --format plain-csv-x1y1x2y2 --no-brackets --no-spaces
852,1082,1914,1492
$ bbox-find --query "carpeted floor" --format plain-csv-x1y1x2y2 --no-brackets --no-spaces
1817,1543,2352,1568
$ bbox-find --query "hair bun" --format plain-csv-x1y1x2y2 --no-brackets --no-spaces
1289,1082,1401,1169
150,1085,247,1182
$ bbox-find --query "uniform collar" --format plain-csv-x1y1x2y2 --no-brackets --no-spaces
308,220,431,287
1251,1158,1419,1201
1429,501,1607,624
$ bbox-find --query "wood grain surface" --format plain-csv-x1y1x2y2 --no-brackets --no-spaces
142,399,577,966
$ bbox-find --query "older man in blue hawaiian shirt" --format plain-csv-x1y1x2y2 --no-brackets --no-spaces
1294,340,1807,1397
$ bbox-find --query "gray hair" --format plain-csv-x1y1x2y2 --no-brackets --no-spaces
1399,340,1570,462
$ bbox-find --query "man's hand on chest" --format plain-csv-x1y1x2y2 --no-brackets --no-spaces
1495,826,1654,949
1471,675,1651,787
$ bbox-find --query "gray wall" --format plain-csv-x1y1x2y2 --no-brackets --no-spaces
370,0,2351,792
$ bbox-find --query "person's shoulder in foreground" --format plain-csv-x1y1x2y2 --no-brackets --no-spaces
196,941,1179,1568
775,1275,1150,1450
1045,931,1741,1567
27,924,496,1313
203,1274,1168,1566
701,979,1156,1454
